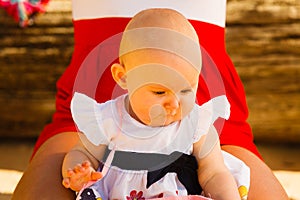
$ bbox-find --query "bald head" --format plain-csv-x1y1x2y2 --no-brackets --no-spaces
119,8,201,72
125,8,198,41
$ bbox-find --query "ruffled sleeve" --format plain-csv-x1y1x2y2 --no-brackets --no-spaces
71,92,109,146
193,95,230,142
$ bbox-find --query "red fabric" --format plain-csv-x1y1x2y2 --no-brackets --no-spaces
32,17,261,159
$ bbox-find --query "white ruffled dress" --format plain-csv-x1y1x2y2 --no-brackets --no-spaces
71,92,249,200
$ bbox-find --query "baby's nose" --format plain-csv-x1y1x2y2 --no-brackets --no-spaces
165,95,179,111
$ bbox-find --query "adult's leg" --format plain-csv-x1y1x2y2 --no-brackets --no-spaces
221,145,289,200
12,132,78,200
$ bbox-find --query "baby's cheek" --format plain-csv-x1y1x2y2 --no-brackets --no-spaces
148,104,167,126
180,95,196,116
149,104,165,117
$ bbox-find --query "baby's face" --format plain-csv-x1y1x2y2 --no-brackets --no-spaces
124,49,199,126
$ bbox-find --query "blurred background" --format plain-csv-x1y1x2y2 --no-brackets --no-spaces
0,0,299,199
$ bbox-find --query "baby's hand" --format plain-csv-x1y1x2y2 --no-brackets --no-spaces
62,161,103,192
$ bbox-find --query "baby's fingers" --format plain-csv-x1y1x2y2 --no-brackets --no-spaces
66,169,75,177
91,171,103,181
62,177,71,188
74,163,85,173
82,160,92,168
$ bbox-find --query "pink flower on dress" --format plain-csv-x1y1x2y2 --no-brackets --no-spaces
126,190,145,200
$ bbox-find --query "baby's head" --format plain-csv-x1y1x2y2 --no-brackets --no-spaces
111,8,202,126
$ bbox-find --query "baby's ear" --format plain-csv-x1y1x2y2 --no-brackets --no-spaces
111,63,127,89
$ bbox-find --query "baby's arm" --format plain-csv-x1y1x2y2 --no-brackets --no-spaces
193,126,240,200
62,133,106,192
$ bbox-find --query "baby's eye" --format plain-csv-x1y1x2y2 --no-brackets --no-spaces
180,89,192,94
152,91,166,95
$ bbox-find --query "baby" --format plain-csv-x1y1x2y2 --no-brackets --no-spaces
62,8,249,200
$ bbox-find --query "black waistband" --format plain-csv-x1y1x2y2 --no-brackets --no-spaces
103,149,184,171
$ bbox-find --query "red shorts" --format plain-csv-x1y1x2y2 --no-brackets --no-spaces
32,17,261,159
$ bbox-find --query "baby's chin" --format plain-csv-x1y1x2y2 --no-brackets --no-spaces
148,115,181,127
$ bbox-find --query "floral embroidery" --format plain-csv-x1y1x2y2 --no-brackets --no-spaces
126,190,145,200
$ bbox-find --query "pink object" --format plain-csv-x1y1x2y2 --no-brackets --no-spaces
0,0,49,27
